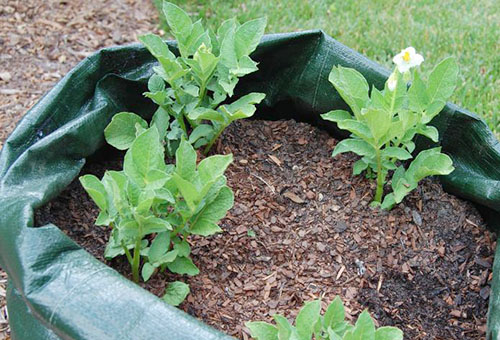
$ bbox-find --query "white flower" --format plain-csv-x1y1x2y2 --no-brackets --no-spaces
393,47,424,73
387,72,398,91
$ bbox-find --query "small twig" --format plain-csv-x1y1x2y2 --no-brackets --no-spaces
250,173,276,194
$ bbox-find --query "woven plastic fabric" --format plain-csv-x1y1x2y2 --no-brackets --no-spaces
1,31,499,339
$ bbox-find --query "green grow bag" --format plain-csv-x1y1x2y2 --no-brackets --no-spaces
1,31,499,339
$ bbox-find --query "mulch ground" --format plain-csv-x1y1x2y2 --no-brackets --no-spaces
36,119,495,340
0,1,159,338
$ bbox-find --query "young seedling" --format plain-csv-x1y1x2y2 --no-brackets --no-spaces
321,47,457,209
80,127,234,305
246,297,403,340
104,1,267,156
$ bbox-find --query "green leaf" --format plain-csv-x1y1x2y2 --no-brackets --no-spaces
375,327,404,340
332,138,375,158
246,322,279,340
381,147,412,160
219,25,238,69
131,127,165,177
141,263,155,282
188,124,215,144
190,186,234,236
234,17,267,59
273,315,293,340
167,256,200,276
148,74,166,92
173,239,191,257
198,154,233,183
321,110,353,123
188,107,225,123
360,107,391,143
427,57,459,104
163,2,192,41
138,33,175,60
295,300,321,340
351,310,376,340
141,215,172,235
148,232,170,263
172,173,199,211
151,107,170,141
79,175,107,211
417,125,439,142
175,138,197,181
408,71,428,112
328,66,370,118
104,112,148,150
219,92,266,121
324,296,345,329
163,281,190,307
337,119,372,140
352,159,369,176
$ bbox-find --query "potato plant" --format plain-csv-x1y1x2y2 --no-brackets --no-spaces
80,128,233,305
322,48,457,209
105,1,267,156
246,297,403,340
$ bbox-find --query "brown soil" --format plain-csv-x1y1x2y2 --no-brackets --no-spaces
36,119,495,340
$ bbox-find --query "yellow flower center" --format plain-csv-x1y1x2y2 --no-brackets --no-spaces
403,51,411,62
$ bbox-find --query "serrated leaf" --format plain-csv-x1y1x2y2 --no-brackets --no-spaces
246,322,279,340
80,175,107,211
163,281,190,306
167,256,199,276
104,112,148,150
295,300,321,340
332,138,375,158
375,327,404,340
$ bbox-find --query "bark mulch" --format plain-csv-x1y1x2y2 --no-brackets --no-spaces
0,1,159,337
36,118,495,340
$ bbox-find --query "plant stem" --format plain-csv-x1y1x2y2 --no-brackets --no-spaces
131,236,142,283
121,241,133,265
203,125,225,155
374,149,386,203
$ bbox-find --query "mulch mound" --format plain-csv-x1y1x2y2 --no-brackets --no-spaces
36,119,495,340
